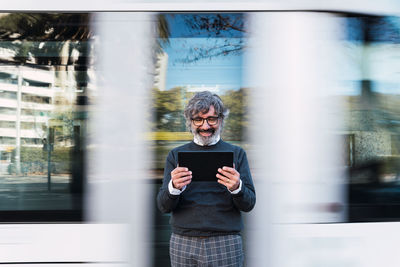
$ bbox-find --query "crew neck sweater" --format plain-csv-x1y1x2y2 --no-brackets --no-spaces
157,140,256,237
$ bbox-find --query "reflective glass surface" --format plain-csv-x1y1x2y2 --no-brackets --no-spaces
151,13,249,267
340,15,400,222
0,13,92,221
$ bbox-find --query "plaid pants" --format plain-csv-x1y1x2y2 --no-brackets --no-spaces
169,233,244,267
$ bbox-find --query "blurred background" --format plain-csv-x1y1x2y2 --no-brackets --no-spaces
0,2,399,266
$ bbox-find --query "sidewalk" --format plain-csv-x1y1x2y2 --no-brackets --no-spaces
0,174,74,210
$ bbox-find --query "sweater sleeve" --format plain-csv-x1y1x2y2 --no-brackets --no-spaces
232,149,256,212
157,150,180,213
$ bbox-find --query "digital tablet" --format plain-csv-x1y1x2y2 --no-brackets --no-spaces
178,151,234,182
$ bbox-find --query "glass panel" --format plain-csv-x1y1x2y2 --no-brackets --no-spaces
151,13,248,266
0,13,92,221
152,13,248,167
339,15,400,222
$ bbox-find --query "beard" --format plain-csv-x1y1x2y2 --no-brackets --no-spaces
192,127,221,146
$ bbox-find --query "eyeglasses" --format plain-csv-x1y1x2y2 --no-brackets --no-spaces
191,116,219,126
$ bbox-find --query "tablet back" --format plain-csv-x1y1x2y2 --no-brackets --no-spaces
178,151,233,182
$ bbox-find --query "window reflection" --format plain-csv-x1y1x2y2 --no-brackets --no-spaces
340,15,400,222
0,13,92,221
152,13,248,267
152,13,248,165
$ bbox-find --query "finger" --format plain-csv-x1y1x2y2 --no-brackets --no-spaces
224,167,239,178
218,168,238,180
217,176,238,191
171,167,188,174
174,170,191,177
222,166,238,174
173,176,192,189
173,172,192,181
171,167,189,176
217,177,229,187
217,178,235,191
175,174,192,183
216,173,231,184
181,177,192,186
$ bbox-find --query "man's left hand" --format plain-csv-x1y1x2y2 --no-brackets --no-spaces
217,166,240,191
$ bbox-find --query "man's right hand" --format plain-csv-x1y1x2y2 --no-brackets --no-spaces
171,167,192,190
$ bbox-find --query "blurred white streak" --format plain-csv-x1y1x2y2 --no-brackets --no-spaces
0,0,399,15
0,224,130,264
275,222,400,267
246,12,346,267
87,13,154,267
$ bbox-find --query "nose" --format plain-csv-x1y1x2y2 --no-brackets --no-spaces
200,120,211,129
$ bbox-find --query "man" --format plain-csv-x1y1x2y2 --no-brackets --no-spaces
157,91,256,267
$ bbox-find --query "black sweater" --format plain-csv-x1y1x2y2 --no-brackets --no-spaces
157,140,256,237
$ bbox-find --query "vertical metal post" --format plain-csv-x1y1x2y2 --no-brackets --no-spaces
15,66,22,175
47,145,51,191
47,127,54,191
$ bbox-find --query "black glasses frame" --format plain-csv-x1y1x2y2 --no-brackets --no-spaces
191,116,220,126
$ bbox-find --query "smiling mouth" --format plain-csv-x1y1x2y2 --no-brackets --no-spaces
197,129,215,137
200,131,212,136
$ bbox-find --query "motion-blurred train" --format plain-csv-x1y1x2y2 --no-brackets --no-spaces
0,1,399,266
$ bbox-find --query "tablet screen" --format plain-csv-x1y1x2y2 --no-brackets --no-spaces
178,151,233,182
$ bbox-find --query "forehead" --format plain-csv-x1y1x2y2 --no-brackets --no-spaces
196,105,216,117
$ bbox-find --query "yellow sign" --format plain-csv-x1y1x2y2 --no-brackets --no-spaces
146,132,192,141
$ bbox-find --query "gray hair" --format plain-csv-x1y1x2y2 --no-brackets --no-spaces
184,91,229,131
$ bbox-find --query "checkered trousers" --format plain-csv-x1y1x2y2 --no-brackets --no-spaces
170,233,244,267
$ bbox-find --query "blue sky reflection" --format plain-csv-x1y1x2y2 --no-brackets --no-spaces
160,14,245,93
